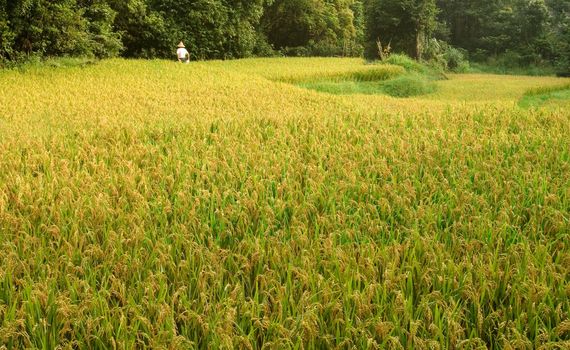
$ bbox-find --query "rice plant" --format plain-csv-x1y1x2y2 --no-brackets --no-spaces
0,58,568,349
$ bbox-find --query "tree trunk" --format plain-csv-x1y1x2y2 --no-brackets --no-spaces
415,31,422,61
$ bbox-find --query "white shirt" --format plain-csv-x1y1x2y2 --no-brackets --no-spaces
177,48,189,59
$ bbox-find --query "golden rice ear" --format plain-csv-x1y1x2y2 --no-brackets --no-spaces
1,57,567,349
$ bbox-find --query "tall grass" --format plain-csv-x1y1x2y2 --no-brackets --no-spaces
518,83,570,109
292,56,439,97
0,58,569,348
381,74,437,97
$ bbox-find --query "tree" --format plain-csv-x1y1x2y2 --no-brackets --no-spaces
261,0,361,56
107,0,169,58
137,0,269,59
365,0,438,59
546,0,570,71
436,0,555,64
0,0,90,59
0,0,16,60
262,0,328,49
222,0,268,58
78,0,122,58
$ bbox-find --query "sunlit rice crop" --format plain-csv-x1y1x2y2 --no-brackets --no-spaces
0,58,569,349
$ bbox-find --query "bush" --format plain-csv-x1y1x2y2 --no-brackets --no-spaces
0,53,43,70
281,46,311,57
351,66,405,81
468,50,558,76
383,54,425,73
381,74,436,97
555,56,570,76
308,40,344,57
84,2,123,59
381,53,448,81
424,39,469,72
444,46,469,72
252,33,276,57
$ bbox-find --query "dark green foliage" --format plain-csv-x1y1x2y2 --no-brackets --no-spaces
0,0,15,61
260,0,363,57
546,0,570,72
145,0,268,59
364,0,438,60
424,38,469,72
107,0,170,58
362,0,568,73
0,0,366,62
436,0,567,70
0,0,569,71
80,0,122,58
0,0,90,60
0,0,272,61
0,0,120,61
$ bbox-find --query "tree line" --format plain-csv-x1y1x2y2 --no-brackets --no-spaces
0,0,568,70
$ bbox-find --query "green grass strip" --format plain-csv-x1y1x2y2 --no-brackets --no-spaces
519,82,570,108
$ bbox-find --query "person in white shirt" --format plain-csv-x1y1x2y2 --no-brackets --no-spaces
177,42,190,63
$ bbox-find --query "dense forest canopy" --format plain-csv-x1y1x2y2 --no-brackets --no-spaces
0,0,568,70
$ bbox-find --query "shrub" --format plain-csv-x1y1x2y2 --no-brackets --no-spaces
444,46,469,72
555,56,570,76
281,46,311,57
381,74,436,97
383,54,425,73
253,33,276,57
424,39,470,72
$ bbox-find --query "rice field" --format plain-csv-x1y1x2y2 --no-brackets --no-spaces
0,58,569,349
